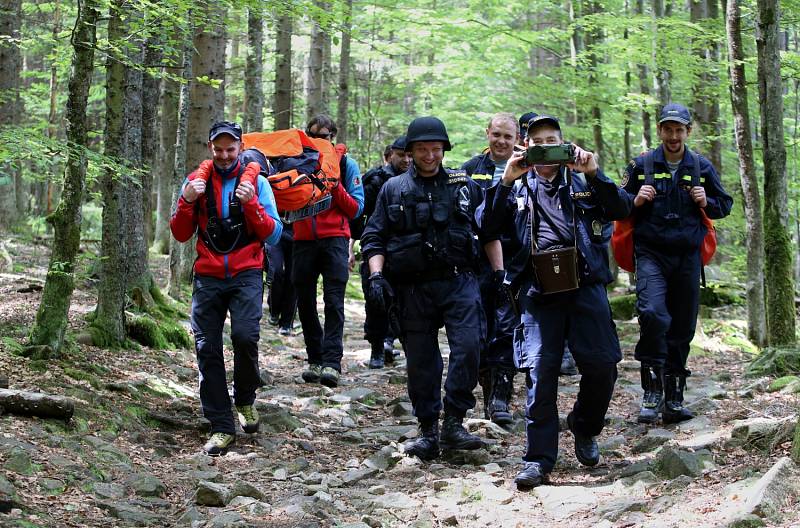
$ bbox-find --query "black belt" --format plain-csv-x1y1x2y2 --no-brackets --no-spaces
394,266,472,284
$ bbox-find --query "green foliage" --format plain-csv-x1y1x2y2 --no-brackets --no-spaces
746,346,800,377
767,375,800,392
62,367,102,389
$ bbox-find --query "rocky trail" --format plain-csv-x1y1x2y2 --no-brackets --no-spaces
0,236,799,528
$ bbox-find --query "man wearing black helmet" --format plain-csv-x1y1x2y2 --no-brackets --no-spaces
361,117,486,460
480,114,631,488
351,136,412,368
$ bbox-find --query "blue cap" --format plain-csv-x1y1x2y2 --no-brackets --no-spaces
518,112,538,136
390,136,407,150
658,103,691,125
526,114,561,132
209,120,243,141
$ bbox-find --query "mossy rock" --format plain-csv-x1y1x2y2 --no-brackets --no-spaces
63,367,102,389
126,315,170,349
699,284,744,307
746,346,800,377
609,294,636,320
767,375,800,392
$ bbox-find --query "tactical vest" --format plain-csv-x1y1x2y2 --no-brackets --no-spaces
384,170,478,277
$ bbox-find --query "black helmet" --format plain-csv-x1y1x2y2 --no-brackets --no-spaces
405,117,451,151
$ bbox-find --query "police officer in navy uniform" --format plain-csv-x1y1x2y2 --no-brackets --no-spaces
461,112,521,424
622,103,732,425
480,115,632,488
351,136,412,368
361,117,486,460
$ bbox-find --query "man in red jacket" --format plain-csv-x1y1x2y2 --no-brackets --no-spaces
170,120,282,455
293,115,364,388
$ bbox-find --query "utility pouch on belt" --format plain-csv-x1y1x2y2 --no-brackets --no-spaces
526,169,580,295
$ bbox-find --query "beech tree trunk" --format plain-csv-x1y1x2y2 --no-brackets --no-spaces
652,0,671,105
273,11,293,130
755,0,795,345
244,7,264,132
306,6,325,120
141,34,163,249
336,0,353,143
154,73,179,254
28,0,99,356
321,16,332,114
636,0,652,150
42,0,62,216
0,0,22,228
726,0,766,347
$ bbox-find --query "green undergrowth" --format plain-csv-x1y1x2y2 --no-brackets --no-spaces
747,346,800,377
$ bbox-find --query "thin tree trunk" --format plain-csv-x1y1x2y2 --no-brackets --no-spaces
154,73,179,254
273,12,293,130
142,34,163,249
321,15,332,114
336,0,352,143
0,0,22,228
43,0,62,216
244,6,264,132
726,0,766,347
706,0,723,171
636,0,652,150
755,0,795,345
652,0,671,105
306,5,325,120
28,0,99,356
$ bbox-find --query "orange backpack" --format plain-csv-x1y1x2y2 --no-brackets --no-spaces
612,150,716,273
242,129,344,223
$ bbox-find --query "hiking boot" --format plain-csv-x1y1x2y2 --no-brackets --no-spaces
479,368,493,420
567,412,599,466
267,314,280,326
637,366,664,425
320,366,340,388
440,415,482,450
515,462,547,489
383,338,395,365
662,374,694,424
203,432,235,456
368,341,385,369
560,346,578,376
488,370,514,425
301,364,322,383
278,326,291,336
403,420,439,461
236,404,259,434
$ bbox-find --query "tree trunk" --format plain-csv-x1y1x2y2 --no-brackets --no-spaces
321,15,332,114
726,0,766,347
141,34,163,249
652,0,671,105
244,6,264,133
168,39,193,300
755,0,795,345
42,0,62,216
0,0,22,228
154,73,179,254
636,0,652,150
336,0,353,143
273,11,293,130
27,0,98,356
0,389,74,420
94,0,140,347
306,5,325,120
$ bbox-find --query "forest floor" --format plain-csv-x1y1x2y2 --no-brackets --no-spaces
0,234,799,528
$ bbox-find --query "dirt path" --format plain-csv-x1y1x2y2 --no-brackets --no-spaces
0,236,798,527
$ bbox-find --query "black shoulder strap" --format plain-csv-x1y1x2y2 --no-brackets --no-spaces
689,149,701,187
643,150,655,187
206,162,245,220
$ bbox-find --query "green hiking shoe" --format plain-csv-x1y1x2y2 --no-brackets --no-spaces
203,432,235,456
320,366,340,388
302,364,322,383
236,404,259,434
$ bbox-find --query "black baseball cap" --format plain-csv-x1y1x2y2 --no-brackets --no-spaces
209,120,243,141
390,136,407,150
658,103,691,125
518,112,538,136
526,114,561,132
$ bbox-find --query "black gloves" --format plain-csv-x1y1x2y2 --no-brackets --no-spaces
367,271,394,313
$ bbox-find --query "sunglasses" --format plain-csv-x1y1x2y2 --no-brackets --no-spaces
306,130,334,140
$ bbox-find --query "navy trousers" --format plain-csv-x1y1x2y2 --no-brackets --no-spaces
479,266,517,373
515,282,621,473
633,246,701,376
359,260,394,346
395,272,484,422
266,236,297,328
292,237,349,371
191,269,263,434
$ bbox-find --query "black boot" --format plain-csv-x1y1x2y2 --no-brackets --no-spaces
662,374,694,424
440,415,483,450
567,412,600,467
488,369,514,425
383,338,395,365
404,420,439,460
479,368,493,420
637,366,664,425
368,341,384,369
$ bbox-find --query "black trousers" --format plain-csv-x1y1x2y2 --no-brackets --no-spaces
191,269,263,434
292,237,349,371
396,272,484,422
478,265,517,373
359,260,394,345
266,236,297,328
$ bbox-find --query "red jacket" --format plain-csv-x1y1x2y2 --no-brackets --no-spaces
170,160,279,279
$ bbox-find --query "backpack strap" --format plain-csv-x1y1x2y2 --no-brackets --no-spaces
689,149,701,188
643,150,655,187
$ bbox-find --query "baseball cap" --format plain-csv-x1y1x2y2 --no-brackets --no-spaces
658,103,691,125
526,114,561,132
518,112,538,136
390,135,407,150
209,120,243,141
